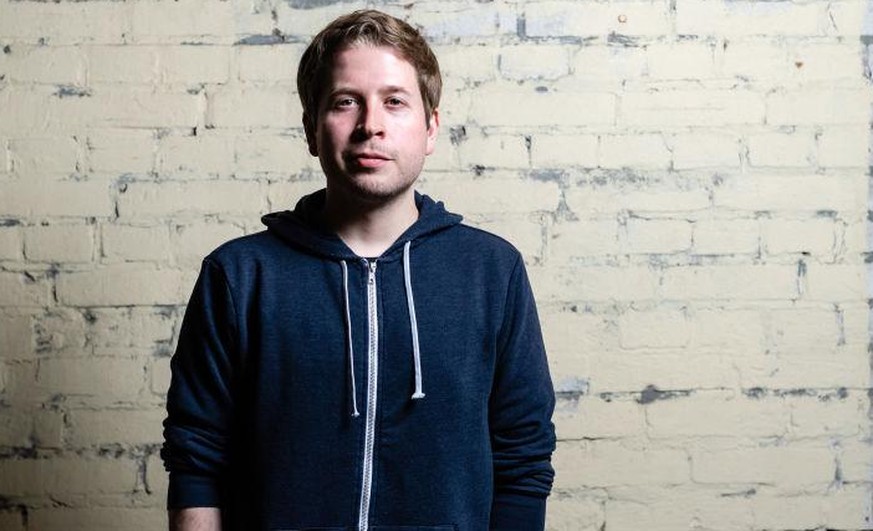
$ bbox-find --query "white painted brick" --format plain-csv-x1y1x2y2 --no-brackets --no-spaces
36,356,145,399
159,133,235,176
499,45,569,81
171,221,246,267
554,441,689,489
28,507,167,531
570,45,647,84
737,351,869,390
33,309,88,356
660,265,798,300
817,125,870,168
764,218,835,255
432,45,498,84
606,490,755,531
49,88,202,129
159,45,231,85
87,307,175,349
789,393,868,438
130,0,235,44
646,42,714,80
420,179,559,214
542,310,615,369
751,488,872,530
804,264,866,301
117,180,265,218
4,46,86,84
692,217,759,255
623,218,693,254
621,90,765,127
89,45,158,83
747,131,816,168
33,409,63,448
555,397,645,440
470,217,543,263
0,3,129,44
550,219,620,261
0,312,32,359
458,134,528,169
0,407,32,447
236,134,314,174
0,272,51,307
469,87,615,127
23,224,93,263
267,181,325,212
101,224,171,262
150,356,172,395
722,41,788,80
57,265,189,306
530,134,598,168
0,179,113,218
565,183,711,215
0,227,23,261
768,88,871,125
530,265,658,302
0,457,138,496
87,129,155,174
545,497,603,531
676,0,825,37
689,308,765,353
647,393,788,438
146,453,169,499
828,0,870,37
10,137,79,176
0,511,23,531
526,1,670,38
274,3,366,39
0,89,52,136
237,44,305,83
600,134,670,169
413,3,515,40
790,43,864,81
210,87,297,128
714,174,866,212
618,308,689,349
692,446,834,485
839,440,873,483
68,408,164,446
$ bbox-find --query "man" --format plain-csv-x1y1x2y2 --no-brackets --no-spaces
161,10,555,531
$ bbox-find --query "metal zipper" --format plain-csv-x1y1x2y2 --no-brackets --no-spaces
357,259,379,531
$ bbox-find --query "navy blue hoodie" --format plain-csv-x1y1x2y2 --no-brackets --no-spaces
162,190,556,531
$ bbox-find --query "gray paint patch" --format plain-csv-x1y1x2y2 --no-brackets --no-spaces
285,0,353,8
236,34,284,45
54,85,91,98
637,384,691,404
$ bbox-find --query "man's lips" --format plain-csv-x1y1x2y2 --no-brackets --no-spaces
348,152,391,169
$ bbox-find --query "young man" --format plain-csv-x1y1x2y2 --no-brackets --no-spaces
162,10,555,531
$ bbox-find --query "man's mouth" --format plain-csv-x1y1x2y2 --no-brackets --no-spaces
350,152,391,168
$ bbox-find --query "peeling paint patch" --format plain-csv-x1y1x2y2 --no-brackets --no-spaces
2,45,10,55
607,32,639,47
720,488,756,498
449,126,466,146
236,34,284,46
54,85,91,98
0,219,20,226
637,384,691,404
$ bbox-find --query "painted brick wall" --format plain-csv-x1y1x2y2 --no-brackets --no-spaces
0,0,871,529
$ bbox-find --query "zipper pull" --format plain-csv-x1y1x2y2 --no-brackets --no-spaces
367,260,377,284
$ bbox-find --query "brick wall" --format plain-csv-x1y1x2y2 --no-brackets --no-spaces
0,0,871,529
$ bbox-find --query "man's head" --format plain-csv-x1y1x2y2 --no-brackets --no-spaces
297,9,442,133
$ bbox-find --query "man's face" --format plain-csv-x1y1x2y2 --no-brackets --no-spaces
307,45,439,205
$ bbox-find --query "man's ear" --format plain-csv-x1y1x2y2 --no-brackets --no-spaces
303,113,318,157
425,108,439,156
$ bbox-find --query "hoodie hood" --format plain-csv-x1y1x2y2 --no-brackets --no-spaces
261,188,463,260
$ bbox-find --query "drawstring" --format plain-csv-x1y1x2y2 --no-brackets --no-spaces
341,260,360,417
403,241,425,400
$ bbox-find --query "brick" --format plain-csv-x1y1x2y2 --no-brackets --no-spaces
0,3,129,44
3,45,86,84
33,309,89,356
432,45,498,84
469,87,615,127
458,134,529,169
554,440,689,489
646,42,714,80
764,217,835,256
565,181,710,215
150,356,172,395
0,272,51,307
525,1,670,38
570,45,647,85
747,131,816,168
274,3,367,39
648,393,788,438
102,224,171,262
660,265,797,300
87,307,176,349
159,133,235,177
171,221,246,267
209,87,298,128
676,0,824,37
68,408,164,446
692,217,759,255
267,181,325,212
159,45,231,85
499,45,569,81
621,90,765,127
0,312,32,359
789,392,868,438
9,137,79,176
550,219,620,261
28,508,167,531
87,129,156,174
545,497,603,531
693,445,833,485
722,41,788,80
768,88,871,125
0,457,137,496
117,180,265,218
32,409,63,448
817,125,870,168
0,227,23,260
689,308,765,353
0,511,24,531
542,310,615,367
804,264,865,301
89,45,158,83
57,265,189,306
790,43,864,81
0,405,32,447
146,454,169,497
36,356,145,400
0,89,52,136
600,134,670,169
471,217,543,263
829,0,871,37
671,131,741,169
623,218,692,254
529,134,597,168
236,134,315,174
24,224,93,263
237,44,305,83
618,308,689,349
554,397,645,440
737,350,869,389
49,88,202,129
840,440,873,483
130,0,234,44
750,488,871,530
606,490,754,531
530,265,658,302
714,174,866,212
421,178,559,214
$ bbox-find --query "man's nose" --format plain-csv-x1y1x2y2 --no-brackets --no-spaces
356,103,385,138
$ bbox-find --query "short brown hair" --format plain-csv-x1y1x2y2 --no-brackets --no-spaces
297,10,442,129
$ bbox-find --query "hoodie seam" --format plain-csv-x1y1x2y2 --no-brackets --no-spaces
202,257,241,352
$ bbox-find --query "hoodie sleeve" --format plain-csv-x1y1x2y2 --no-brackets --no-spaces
489,255,556,530
161,258,239,509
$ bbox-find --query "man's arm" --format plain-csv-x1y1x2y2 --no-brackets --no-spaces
489,255,556,531
169,508,222,531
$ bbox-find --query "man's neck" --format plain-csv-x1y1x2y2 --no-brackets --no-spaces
322,188,419,258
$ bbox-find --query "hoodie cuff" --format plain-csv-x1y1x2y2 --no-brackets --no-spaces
167,472,222,509
490,491,547,531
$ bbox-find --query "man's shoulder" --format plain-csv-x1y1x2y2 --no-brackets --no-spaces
443,223,523,260
203,230,284,266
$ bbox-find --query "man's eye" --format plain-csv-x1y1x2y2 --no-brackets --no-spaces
334,98,357,108
386,97,405,107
